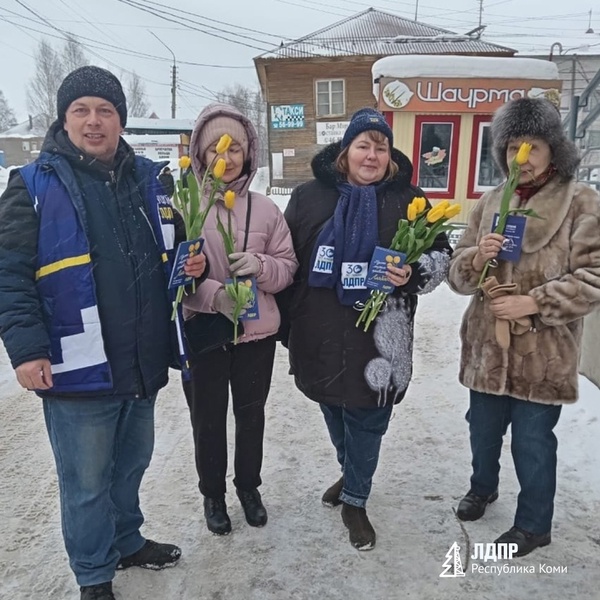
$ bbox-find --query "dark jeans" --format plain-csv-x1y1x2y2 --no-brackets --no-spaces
182,336,276,499
467,390,562,535
43,395,156,587
320,403,393,508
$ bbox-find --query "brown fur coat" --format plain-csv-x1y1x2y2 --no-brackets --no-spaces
448,177,600,404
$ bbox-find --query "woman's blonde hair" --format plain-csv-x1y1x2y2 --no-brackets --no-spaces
335,130,399,181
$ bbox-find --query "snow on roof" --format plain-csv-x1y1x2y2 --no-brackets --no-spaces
122,133,184,145
372,55,559,81
0,116,47,139
125,117,195,132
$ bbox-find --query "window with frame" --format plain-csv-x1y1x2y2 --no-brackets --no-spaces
316,79,345,117
468,115,504,198
413,115,460,199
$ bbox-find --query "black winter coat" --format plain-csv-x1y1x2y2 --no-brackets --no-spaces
283,142,451,409
0,123,190,399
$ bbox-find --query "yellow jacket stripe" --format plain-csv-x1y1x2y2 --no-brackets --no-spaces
36,254,92,280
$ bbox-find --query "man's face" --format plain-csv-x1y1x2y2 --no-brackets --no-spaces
63,97,122,164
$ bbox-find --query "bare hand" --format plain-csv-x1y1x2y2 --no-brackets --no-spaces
489,295,538,320
473,233,504,272
15,358,53,391
387,263,413,287
184,252,207,279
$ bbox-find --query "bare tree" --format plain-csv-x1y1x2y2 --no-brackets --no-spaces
62,34,88,74
26,39,65,128
216,84,267,166
0,90,17,132
126,71,149,118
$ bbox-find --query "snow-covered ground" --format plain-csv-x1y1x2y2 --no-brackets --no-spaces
2,166,600,599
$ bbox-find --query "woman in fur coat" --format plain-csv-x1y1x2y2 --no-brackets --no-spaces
283,108,451,551
448,97,600,557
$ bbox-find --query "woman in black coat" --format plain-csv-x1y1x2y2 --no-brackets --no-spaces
283,108,451,551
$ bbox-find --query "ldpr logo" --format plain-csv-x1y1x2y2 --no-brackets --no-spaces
440,542,466,578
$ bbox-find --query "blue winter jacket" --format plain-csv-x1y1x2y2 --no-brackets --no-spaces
0,123,188,398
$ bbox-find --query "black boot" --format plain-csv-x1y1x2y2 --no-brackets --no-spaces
341,503,376,551
117,539,181,570
322,477,343,507
457,490,498,521
494,526,551,557
80,582,115,600
237,488,268,527
203,497,232,535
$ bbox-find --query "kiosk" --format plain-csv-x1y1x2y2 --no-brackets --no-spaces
372,55,561,223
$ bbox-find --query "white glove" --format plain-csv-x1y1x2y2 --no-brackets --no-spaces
229,252,262,277
213,288,246,322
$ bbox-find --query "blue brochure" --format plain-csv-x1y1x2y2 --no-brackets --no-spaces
168,237,204,289
225,276,260,321
365,246,406,293
491,214,526,262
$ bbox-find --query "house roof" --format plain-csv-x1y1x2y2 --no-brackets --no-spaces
256,8,514,60
0,115,47,139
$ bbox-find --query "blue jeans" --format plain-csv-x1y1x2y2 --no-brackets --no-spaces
320,404,393,508
467,390,562,535
43,395,156,586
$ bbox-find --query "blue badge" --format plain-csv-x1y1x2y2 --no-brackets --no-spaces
225,276,260,321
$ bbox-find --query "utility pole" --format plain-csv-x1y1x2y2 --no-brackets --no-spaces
478,0,484,28
150,31,177,119
414,0,419,21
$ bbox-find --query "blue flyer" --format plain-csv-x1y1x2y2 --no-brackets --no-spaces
365,246,406,293
225,276,260,321
491,213,526,262
168,237,204,289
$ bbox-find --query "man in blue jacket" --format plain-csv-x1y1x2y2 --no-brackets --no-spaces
0,66,206,600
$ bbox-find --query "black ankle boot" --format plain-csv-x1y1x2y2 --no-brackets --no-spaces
236,488,268,527
494,526,551,557
457,489,498,521
322,477,343,507
203,497,232,535
341,503,376,551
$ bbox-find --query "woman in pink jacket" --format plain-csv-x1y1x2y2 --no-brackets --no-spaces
183,103,298,535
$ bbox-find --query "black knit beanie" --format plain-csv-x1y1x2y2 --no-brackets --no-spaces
341,108,393,149
57,66,128,127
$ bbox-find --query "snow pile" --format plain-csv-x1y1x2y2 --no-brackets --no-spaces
1,284,600,599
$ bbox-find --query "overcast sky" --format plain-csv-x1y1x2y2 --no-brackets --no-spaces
1,0,599,122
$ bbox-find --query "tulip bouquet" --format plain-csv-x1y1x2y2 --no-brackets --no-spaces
170,134,232,320
216,190,255,344
355,197,461,332
477,142,541,287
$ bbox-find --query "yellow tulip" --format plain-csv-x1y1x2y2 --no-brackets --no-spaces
436,200,450,211
215,134,233,155
426,204,446,223
407,203,418,221
515,142,532,165
224,190,236,210
178,155,191,169
414,196,427,213
212,158,226,179
444,203,462,219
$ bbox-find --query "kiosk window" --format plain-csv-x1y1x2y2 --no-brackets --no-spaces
468,116,505,198
413,115,460,199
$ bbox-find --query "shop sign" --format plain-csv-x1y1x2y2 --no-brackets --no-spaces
379,77,561,112
316,121,350,145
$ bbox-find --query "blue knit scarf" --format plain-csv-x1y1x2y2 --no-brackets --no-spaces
308,182,385,306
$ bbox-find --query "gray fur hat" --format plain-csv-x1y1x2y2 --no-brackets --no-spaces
491,97,579,180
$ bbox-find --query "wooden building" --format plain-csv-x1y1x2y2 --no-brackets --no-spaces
254,8,515,192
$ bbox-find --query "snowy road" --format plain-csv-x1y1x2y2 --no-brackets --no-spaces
1,285,600,600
